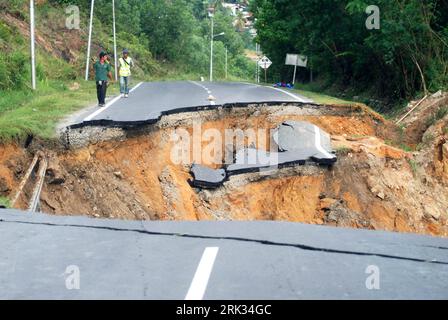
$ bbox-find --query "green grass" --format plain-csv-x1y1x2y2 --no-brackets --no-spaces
385,139,413,152
293,87,355,105
335,146,352,155
236,80,356,105
0,196,10,208
399,144,413,152
0,80,120,142
426,106,448,127
407,159,419,177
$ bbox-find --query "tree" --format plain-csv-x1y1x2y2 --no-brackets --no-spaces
251,0,448,103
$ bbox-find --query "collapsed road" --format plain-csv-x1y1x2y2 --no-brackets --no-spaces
64,81,328,189
3,80,447,237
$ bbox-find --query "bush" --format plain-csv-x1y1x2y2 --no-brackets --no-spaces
0,52,30,91
231,55,256,80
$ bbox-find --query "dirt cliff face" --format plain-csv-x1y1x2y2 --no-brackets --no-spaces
25,104,447,237
0,145,30,199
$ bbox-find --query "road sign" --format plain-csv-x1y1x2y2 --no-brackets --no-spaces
285,54,309,85
258,56,272,69
285,54,308,67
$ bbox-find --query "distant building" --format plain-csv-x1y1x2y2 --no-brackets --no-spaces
223,2,254,32
222,3,239,16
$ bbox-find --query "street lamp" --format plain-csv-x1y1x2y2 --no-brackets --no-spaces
210,31,225,82
225,47,228,80
209,7,225,82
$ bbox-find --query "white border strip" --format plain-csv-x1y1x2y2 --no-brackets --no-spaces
314,126,335,159
269,86,312,103
189,81,215,106
188,80,209,92
185,247,219,300
84,82,143,121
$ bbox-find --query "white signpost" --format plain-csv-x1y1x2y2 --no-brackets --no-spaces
286,54,308,84
258,56,272,83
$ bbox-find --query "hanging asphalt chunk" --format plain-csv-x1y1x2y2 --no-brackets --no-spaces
190,121,337,189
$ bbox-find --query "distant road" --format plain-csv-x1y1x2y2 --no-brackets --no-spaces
0,210,447,299
71,81,313,125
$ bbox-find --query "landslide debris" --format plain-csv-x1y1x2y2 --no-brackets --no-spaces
1,101,447,236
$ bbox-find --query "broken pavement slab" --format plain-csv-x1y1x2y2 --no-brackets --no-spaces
190,165,227,189
190,121,337,189
226,148,308,175
273,120,336,162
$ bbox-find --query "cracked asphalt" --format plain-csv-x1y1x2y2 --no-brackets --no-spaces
68,81,313,125
0,209,447,299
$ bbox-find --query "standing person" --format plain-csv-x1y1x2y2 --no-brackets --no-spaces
94,51,113,107
118,49,134,98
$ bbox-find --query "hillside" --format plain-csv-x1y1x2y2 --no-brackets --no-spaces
0,0,256,142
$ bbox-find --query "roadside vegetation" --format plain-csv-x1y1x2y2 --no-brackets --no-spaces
0,196,10,208
292,84,356,105
0,80,119,142
251,0,448,109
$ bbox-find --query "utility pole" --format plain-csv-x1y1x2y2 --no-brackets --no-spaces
255,43,258,83
208,8,224,82
210,15,214,82
225,47,228,80
256,43,261,83
85,0,95,81
112,0,118,81
30,0,36,90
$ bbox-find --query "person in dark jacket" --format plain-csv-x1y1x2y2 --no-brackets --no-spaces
93,51,114,107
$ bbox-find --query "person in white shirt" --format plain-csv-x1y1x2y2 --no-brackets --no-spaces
118,49,134,98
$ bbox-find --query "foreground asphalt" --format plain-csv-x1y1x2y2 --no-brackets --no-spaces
70,81,313,125
0,209,447,299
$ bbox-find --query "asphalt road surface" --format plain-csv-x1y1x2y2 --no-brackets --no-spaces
0,209,447,299
71,81,312,125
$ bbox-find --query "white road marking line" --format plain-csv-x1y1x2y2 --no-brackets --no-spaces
314,126,335,159
129,81,144,93
185,247,219,300
188,80,209,91
269,86,312,103
235,81,261,87
234,81,313,103
83,82,143,121
189,81,215,106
